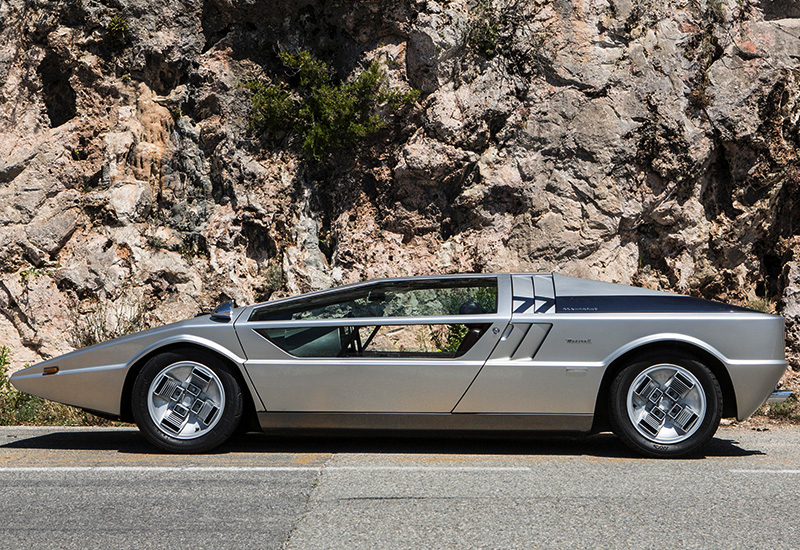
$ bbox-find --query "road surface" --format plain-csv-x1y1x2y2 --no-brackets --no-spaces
1,426,798,549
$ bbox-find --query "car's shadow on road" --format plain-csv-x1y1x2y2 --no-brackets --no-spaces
1,428,765,459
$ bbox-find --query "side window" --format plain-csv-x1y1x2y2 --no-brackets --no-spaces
249,278,498,322
256,323,490,358
360,324,489,357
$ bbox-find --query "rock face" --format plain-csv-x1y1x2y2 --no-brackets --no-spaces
0,0,799,383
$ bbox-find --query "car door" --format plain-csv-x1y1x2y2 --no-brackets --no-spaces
454,273,560,413
454,273,600,419
235,275,511,413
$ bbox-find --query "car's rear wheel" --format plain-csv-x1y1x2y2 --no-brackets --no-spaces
609,352,722,458
132,349,243,453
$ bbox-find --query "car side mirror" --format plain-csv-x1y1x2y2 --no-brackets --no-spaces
210,301,235,322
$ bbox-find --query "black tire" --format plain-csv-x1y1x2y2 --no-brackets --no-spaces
132,348,243,453
609,352,722,458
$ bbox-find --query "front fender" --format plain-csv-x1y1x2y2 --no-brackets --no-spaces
10,319,246,416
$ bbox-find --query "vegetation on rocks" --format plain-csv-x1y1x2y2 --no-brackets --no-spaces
761,395,800,424
105,15,130,49
244,50,419,160
468,3,504,58
465,0,550,72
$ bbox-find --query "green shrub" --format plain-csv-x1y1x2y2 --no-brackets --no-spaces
430,324,470,353
244,50,419,161
466,1,533,59
106,15,130,48
71,147,88,161
688,69,712,110
255,261,284,302
145,234,167,250
469,3,503,58
428,286,497,352
0,300,147,425
20,266,47,280
759,394,800,423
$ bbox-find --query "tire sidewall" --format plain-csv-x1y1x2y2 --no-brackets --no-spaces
609,353,722,458
132,349,243,453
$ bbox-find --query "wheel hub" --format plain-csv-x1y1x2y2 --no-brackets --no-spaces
147,362,225,440
626,364,706,444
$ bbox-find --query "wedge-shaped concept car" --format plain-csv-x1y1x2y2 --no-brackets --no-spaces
11,274,791,457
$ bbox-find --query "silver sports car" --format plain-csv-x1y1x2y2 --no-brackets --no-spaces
10,273,791,457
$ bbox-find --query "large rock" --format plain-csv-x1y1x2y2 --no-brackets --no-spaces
0,0,798,382
25,206,79,256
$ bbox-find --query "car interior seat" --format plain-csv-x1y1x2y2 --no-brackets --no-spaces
455,300,487,356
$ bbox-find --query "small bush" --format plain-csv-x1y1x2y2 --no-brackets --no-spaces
430,324,469,353
466,0,541,60
759,394,800,423
428,286,497,352
106,15,130,48
20,266,47,281
255,261,284,302
682,23,718,113
145,234,167,249
687,70,712,110
746,297,770,313
244,50,419,160
71,147,88,161
469,3,504,58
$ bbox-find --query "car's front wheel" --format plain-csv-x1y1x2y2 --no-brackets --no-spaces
132,349,243,453
609,352,722,458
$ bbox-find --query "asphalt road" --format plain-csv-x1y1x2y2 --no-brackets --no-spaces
0,426,798,549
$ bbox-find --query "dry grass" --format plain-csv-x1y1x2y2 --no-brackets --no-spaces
71,299,147,349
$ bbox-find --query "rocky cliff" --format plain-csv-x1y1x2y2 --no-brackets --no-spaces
1,0,799,390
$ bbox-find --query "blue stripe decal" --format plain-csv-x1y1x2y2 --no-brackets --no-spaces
513,296,536,314
555,295,753,314
535,298,555,313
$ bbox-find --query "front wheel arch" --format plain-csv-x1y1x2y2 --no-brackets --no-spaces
591,341,736,433
131,348,243,452
120,343,259,432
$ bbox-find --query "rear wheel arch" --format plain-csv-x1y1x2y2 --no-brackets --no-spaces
120,343,259,432
591,341,737,433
